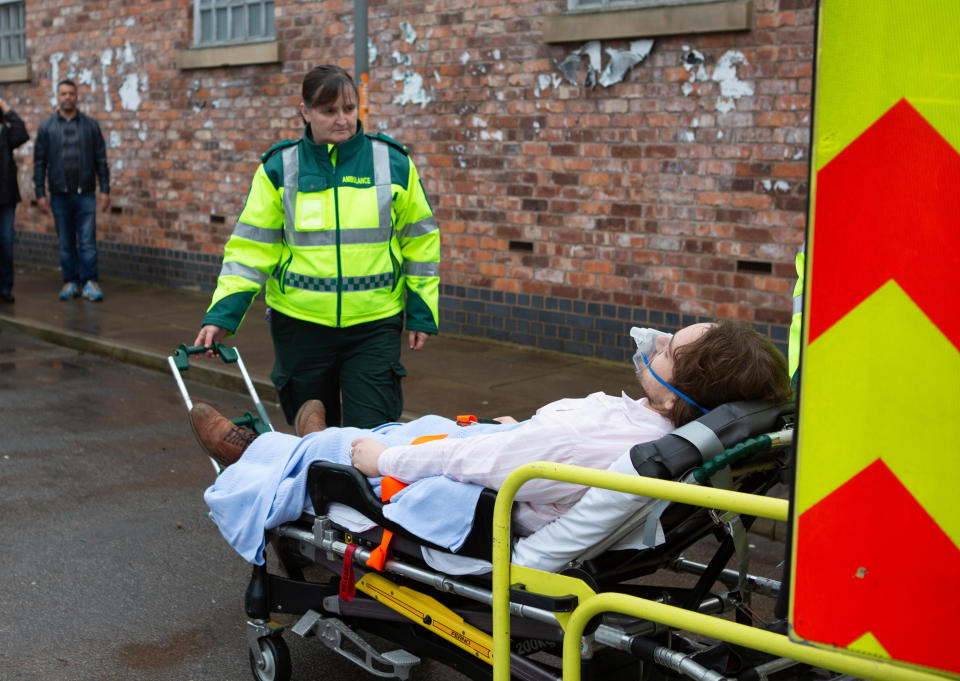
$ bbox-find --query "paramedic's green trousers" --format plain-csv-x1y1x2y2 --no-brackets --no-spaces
269,310,406,429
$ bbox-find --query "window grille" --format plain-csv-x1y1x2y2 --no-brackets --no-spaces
195,0,275,46
0,1,25,65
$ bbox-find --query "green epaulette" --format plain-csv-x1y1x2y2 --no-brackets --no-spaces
367,132,409,156
260,138,299,163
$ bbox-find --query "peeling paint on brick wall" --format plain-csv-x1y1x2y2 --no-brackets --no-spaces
557,41,603,87
119,74,143,112
680,47,755,113
712,50,754,113
599,40,654,87
392,70,432,107
98,49,113,112
762,180,791,192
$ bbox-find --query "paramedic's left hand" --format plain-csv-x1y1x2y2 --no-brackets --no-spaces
408,331,428,350
351,438,387,477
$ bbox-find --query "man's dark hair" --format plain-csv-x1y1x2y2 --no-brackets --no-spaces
57,79,77,91
667,320,791,427
301,65,356,110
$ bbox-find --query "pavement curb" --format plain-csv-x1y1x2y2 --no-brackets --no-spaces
0,313,278,399
0,312,433,422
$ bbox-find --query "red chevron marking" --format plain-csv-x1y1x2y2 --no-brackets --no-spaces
795,459,960,673
810,99,960,349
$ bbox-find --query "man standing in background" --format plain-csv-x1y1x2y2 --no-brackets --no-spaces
34,79,110,302
0,97,29,303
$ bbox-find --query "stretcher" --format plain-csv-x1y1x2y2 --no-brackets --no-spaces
252,400,795,681
169,345,806,681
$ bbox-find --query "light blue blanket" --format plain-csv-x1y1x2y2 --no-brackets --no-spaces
203,416,519,564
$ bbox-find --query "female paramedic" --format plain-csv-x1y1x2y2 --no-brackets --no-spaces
193,64,440,429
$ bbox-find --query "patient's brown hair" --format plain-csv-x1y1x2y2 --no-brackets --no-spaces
667,320,791,427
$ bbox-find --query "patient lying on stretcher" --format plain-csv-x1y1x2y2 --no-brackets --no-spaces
189,320,790,568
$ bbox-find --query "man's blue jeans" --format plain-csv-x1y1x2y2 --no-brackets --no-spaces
0,203,16,295
51,192,98,284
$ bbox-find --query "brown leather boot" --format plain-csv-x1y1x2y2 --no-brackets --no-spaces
294,399,328,437
189,402,258,467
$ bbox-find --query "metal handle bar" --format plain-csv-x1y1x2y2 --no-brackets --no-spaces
167,343,274,433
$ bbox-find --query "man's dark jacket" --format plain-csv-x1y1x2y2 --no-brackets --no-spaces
33,111,110,199
0,110,29,204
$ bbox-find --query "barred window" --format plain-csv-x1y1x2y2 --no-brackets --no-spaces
0,1,25,65
194,0,275,46
568,0,728,10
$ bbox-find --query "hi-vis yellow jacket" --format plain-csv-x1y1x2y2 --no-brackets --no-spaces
203,123,439,334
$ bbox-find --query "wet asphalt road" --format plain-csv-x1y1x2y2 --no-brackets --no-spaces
0,330,464,681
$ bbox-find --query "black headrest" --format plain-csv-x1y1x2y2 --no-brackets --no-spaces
629,400,785,479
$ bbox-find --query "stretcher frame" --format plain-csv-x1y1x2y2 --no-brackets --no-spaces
241,413,811,681
165,350,814,681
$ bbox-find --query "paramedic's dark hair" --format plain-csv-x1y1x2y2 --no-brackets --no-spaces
668,320,791,427
302,65,357,110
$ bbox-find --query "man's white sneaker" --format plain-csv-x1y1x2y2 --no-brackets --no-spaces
82,281,103,302
59,282,79,300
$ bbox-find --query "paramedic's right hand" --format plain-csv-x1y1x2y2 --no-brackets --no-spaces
194,324,228,357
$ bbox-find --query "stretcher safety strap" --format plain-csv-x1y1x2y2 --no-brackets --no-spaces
641,498,672,548
364,476,411,572
710,467,751,604
410,434,449,445
365,530,394,571
671,421,725,461
380,476,409,502
340,543,358,601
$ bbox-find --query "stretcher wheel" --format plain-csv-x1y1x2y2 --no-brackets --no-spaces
248,635,291,681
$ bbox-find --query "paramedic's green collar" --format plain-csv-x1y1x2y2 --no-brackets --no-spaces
301,120,368,169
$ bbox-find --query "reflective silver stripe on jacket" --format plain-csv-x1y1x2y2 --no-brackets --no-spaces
373,139,394,241
400,215,438,240
281,145,300,245
281,139,395,248
232,221,282,244
220,260,268,286
404,261,438,278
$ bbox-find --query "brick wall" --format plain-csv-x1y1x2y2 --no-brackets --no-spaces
7,0,812,360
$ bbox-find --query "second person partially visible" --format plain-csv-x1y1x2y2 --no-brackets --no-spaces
195,64,440,429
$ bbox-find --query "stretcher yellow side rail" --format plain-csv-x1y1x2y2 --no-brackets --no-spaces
490,462,955,681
